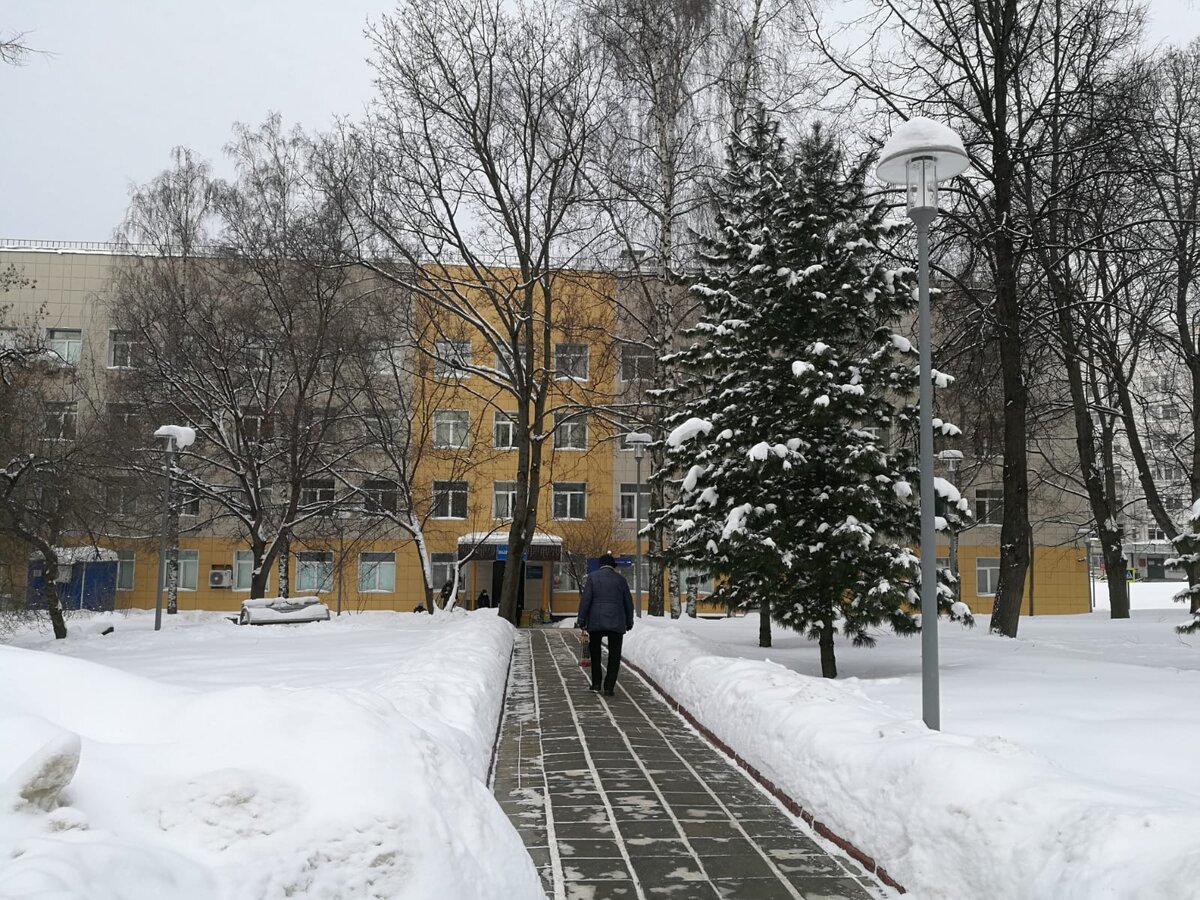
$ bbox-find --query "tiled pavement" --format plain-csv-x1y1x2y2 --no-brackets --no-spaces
490,630,888,900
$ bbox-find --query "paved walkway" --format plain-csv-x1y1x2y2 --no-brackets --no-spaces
491,630,887,900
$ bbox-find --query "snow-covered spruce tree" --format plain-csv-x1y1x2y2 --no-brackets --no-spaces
658,114,970,678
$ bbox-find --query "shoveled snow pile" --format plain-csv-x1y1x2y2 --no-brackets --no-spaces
0,610,540,900
624,609,1200,900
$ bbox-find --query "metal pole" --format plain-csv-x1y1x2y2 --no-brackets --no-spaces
914,213,940,731
634,452,643,617
153,438,174,632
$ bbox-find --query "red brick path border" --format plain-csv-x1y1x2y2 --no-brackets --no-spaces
621,657,907,895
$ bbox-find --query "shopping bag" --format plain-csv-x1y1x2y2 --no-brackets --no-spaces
578,629,591,668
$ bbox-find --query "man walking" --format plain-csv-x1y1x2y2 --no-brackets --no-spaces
576,553,634,696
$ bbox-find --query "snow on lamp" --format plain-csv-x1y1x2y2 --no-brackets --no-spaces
876,117,969,219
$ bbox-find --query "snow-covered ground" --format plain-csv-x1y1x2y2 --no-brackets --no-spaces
0,609,541,900
623,583,1200,900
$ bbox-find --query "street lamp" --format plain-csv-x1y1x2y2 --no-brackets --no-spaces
152,425,196,631
624,431,652,618
877,117,968,732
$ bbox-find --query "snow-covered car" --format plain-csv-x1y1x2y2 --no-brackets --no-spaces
238,596,331,626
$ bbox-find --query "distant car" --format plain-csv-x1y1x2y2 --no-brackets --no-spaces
239,596,331,626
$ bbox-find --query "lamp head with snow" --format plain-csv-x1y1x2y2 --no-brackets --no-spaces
876,117,969,218
624,431,652,460
153,424,196,450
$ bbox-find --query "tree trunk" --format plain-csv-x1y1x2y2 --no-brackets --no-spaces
758,594,771,648
1102,538,1130,619
818,620,837,679
647,532,665,616
1186,555,1200,616
166,501,180,615
250,539,270,599
35,543,67,640
277,536,290,598
668,564,681,619
988,180,1031,635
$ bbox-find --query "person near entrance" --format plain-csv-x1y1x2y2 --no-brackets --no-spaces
576,553,634,696
476,588,491,609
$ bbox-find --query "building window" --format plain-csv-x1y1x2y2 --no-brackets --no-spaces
244,340,271,372
177,485,200,518
370,342,402,375
619,482,651,521
242,408,271,443
554,412,587,450
493,411,517,449
107,480,139,516
493,480,518,520
1154,464,1184,484
863,424,892,447
976,557,1001,596
47,328,82,366
234,550,255,591
108,330,137,368
300,479,335,508
975,488,1003,525
165,549,199,591
679,568,714,593
432,410,469,449
1164,495,1187,511
298,551,334,593
45,402,78,441
359,552,396,593
555,343,589,380
431,552,459,591
432,480,468,519
434,339,471,378
553,553,586,592
620,343,654,381
116,550,135,591
1149,527,1169,542
108,402,139,429
363,479,398,514
366,408,398,442
552,482,587,520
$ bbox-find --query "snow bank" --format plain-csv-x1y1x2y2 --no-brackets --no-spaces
624,618,1200,900
0,611,539,900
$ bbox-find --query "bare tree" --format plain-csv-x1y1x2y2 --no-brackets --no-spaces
0,305,107,640
814,0,1149,635
109,120,378,600
325,0,607,625
0,29,35,67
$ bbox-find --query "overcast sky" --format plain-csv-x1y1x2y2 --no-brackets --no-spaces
2,0,1198,243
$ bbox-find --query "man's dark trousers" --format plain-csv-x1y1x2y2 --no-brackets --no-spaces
588,631,624,690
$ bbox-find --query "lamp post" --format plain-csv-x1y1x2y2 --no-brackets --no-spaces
877,118,968,732
152,425,196,631
625,431,652,618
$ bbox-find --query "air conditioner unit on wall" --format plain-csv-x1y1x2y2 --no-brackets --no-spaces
209,569,234,588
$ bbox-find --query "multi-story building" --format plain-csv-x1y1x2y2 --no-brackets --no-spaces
0,241,1091,620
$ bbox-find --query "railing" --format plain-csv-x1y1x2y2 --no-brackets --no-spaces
0,238,160,255
0,237,703,274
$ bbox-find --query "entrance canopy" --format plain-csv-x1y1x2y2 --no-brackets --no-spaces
457,531,563,562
